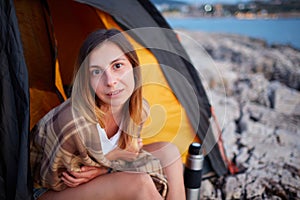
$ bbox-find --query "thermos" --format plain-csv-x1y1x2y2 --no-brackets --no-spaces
184,142,204,200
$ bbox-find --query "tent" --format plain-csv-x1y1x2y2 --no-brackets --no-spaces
1,0,231,199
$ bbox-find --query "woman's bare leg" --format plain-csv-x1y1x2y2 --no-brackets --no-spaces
143,142,186,200
39,172,163,200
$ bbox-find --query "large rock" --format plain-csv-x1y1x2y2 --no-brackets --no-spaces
272,83,300,116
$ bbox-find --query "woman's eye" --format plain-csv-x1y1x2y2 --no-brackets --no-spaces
113,63,123,69
91,69,101,76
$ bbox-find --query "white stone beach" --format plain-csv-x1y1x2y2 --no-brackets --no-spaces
178,30,300,199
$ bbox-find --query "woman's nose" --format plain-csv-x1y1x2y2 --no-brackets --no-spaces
104,70,117,86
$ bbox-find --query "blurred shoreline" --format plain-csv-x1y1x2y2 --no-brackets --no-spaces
163,11,300,19
153,0,300,20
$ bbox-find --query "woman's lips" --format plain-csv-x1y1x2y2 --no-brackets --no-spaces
106,89,124,96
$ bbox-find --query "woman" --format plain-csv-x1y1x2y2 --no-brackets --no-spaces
30,29,185,200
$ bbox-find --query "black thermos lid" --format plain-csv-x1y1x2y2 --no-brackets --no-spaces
188,143,201,155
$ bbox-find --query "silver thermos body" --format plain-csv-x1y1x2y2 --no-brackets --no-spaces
184,142,204,200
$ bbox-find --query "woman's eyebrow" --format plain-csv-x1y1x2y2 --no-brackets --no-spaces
110,57,126,65
89,65,102,69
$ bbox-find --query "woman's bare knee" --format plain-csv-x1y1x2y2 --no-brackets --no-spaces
99,172,162,200
93,172,162,200
38,172,162,200
130,173,163,200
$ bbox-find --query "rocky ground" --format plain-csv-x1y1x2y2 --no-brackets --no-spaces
178,30,300,199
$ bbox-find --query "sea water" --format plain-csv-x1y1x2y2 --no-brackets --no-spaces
166,17,300,50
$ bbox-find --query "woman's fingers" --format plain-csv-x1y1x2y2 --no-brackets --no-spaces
62,166,109,187
80,166,96,172
80,166,109,175
61,172,87,187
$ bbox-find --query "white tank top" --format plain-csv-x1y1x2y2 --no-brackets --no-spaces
96,123,121,155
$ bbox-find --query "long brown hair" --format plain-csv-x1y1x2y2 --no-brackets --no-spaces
72,29,145,151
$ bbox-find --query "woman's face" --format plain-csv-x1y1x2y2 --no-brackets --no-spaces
88,41,135,110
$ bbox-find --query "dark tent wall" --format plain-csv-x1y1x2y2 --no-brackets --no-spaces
0,0,32,199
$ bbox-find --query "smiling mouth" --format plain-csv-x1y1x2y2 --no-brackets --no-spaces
106,89,124,96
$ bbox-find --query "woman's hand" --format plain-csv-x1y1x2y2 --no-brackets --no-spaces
106,138,143,161
62,166,109,188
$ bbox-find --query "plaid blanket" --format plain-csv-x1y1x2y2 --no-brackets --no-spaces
30,99,168,198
